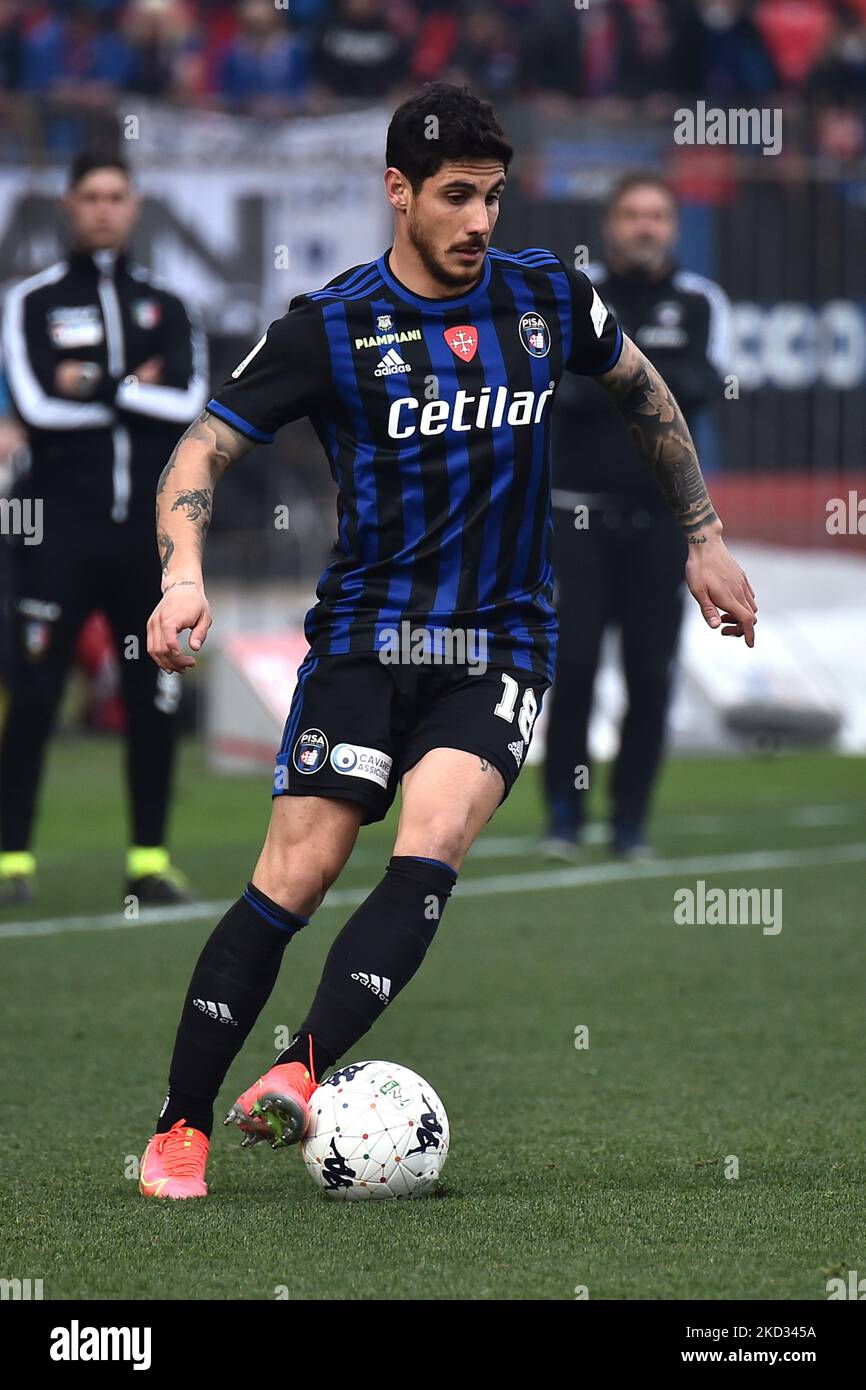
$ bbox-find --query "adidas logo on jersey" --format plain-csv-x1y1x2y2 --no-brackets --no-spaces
192,998,237,1025
508,739,525,766
351,971,392,1003
374,348,411,377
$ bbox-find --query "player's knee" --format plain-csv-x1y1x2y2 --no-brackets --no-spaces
401,810,472,868
255,841,345,916
304,850,345,906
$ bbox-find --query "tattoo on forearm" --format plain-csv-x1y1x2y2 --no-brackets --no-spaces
156,408,249,499
157,531,175,575
609,354,718,536
171,488,213,533
156,449,177,499
155,408,252,571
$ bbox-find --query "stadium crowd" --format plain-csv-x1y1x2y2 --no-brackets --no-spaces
0,1,865,133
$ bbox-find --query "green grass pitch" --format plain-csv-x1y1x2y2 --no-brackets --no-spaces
1,738,864,1300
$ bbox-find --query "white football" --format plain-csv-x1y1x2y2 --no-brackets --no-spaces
300,1060,449,1200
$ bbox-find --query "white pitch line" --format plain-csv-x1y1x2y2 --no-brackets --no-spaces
2,841,865,941
789,805,859,827
344,803,864,863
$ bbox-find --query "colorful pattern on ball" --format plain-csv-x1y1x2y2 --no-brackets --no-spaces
300,1060,449,1200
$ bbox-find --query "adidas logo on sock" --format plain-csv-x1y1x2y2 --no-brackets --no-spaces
193,998,237,1025
351,971,392,1003
374,348,411,377
508,739,525,766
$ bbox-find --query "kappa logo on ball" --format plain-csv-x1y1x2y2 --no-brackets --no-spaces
292,728,328,774
443,324,478,361
330,742,393,789
322,1062,372,1087
321,1137,357,1190
519,311,550,357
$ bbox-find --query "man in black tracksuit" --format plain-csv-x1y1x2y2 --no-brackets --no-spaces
542,173,731,858
0,152,208,904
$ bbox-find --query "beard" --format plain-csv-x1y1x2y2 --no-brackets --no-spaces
407,209,484,291
613,236,670,275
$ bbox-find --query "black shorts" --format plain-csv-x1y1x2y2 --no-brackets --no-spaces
272,651,549,825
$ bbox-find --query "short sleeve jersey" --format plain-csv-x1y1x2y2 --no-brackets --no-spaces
208,246,622,680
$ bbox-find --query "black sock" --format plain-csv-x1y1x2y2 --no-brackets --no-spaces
274,1031,336,1083
156,883,307,1136
275,855,457,1072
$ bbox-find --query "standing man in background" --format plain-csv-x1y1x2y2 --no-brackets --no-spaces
542,173,731,859
0,152,208,905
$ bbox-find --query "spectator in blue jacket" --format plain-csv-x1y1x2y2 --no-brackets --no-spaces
217,0,311,114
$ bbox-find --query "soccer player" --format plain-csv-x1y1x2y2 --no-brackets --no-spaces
139,84,756,1199
0,152,208,906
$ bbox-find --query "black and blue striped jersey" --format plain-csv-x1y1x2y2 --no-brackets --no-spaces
207,245,622,680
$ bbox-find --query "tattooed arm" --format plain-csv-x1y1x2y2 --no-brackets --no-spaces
597,335,757,646
147,409,255,673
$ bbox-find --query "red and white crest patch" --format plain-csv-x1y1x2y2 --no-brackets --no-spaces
443,325,479,362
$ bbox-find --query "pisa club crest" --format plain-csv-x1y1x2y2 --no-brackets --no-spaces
443,325,478,362
519,311,550,357
293,728,328,774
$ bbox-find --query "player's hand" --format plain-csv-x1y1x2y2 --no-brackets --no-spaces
686,534,757,647
132,356,163,385
55,360,101,398
147,579,212,673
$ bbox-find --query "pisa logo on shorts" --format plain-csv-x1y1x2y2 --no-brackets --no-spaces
330,742,393,789
293,728,328,774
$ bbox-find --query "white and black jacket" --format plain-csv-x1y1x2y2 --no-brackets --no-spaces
1,248,208,523
551,260,731,509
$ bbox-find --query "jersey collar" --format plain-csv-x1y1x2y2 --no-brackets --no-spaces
377,247,492,312
68,247,129,280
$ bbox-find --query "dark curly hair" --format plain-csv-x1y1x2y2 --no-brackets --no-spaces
385,83,513,193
